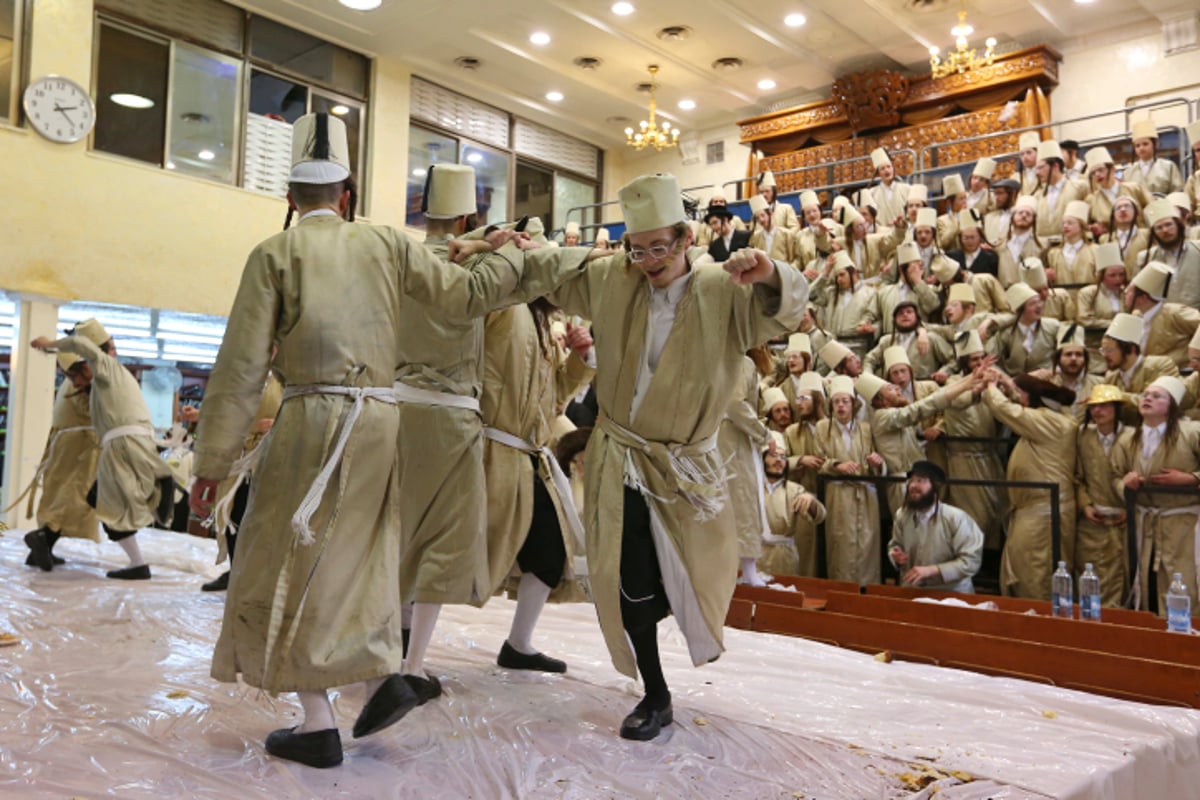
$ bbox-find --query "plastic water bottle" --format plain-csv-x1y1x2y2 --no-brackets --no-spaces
1079,563,1102,622
1051,561,1073,619
1166,573,1192,634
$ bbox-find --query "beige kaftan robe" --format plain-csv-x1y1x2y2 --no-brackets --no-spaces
1075,425,1132,607
888,502,984,593
870,390,956,517
480,303,593,600
758,478,826,577
34,380,100,540
52,336,171,532
546,256,808,678
983,386,1078,600
987,317,1061,375
814,417,884,585
719,357,770,559
940,391,1007,550
1123,158,1184,197
194,215,526,692
1099,227,1150,276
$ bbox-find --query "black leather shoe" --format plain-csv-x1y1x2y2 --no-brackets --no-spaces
201,571,230,592
403,672,443,705
265,726,342,768
352,674,419,739
26,553,66,567
106,564,151,580
497,641,567,673
619,697,673,741
24,530,53,572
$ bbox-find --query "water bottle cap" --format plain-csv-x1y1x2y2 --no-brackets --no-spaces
1174,572,1184,580
1058,561,1066,568
1085,563,1093,570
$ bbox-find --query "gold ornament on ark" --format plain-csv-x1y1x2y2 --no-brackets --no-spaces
928,3,996,79
625,65,680,151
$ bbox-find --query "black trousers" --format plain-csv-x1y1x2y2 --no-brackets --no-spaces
515,456,567,589
619,486,671,632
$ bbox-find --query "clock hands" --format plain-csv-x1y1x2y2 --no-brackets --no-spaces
53,103,77,126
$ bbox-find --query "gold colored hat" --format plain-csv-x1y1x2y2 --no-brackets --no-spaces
1084,384,1128,405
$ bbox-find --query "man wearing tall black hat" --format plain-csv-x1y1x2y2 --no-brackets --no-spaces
705,204,751,261
888,460,984,593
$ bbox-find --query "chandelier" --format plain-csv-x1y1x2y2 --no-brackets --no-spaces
928,4,996,79
624,65,680,151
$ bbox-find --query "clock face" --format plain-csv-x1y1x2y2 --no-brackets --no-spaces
23,76,96,144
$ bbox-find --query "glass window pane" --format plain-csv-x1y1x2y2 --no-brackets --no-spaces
250,16,368,99
555,173,598,238
514,161,554,234
313,94,364,211
406,125,457,228
168,44,240,183
249,69,307,123
462,142,508,227
94,24,169,165
0,0,14,122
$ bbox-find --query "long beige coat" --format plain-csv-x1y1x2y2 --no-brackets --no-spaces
35,380,100,540
1075,285,1125,327
1142,241,1200,310
194,216,526,693
1098,227,1150,276
546,256,808,678
1075,425,1132,607
759,478,826,577
888,502,984,593
719,357,770,559
53,336,171,532
983,386,1078,600
814,417,883,584
1123,158,1184,196
1087,183,1151,226
1143,301,1200,367
480,303,593,598
870,390,955,515
987,317,1061,374
1045,241,1096,294
870,181,910,227
1111,423,1200,614
1035,179,1088,239
940,391,1007,550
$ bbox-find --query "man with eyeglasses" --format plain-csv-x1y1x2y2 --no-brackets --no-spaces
540,173,808,742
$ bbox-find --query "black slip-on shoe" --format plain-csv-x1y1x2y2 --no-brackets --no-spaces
201,571,230,592
24,530,53,572
265,726,342,768
403,672,443,705
619,699,673,741
106,564,151,580
497,641,567,674
351,674,419,739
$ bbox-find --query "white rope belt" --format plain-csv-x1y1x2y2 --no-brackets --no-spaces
281,384,398,545
1132,503,1200,611
392,381,481,413
101,424,155,448
762,532,796,546
3,425,94,514
201,440,267,538
482,425,586,558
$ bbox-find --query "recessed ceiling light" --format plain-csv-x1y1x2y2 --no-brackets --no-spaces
166,162,176,170
757,78,777,90
412,168,427,177
678,99,696,110
530,31,551,45
110,93,154,109
546,91,564,102
784,13,807,27
466,152,483,164
198,149,215,161
612,2,634,15
338,0,382,10
331,104,350,116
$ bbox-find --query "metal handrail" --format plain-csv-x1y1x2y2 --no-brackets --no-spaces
722,148,921,201
563,183,714,230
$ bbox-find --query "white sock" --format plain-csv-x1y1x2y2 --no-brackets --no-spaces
296,690,335,733
118,536,146,568
507,573,552,655
402,602,441,677
739,557,763,586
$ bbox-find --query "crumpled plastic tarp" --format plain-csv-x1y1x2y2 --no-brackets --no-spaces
2,528,1198,799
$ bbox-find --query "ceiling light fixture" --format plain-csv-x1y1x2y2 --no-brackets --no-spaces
678,99,696,110
466,152,483,164
929,1,996,78
412,168,427,177
530,31,551,46
198,149,215,161
110,93,155,109
612,2,634,15
546,91,564,102
338,0,382,10
757,78,777,90
624,65,679,152
784,13,807,27
331,104,350,116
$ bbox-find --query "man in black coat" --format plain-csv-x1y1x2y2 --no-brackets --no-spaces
705,206,751,261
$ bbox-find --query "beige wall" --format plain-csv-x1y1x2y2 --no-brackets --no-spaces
0,0,416,318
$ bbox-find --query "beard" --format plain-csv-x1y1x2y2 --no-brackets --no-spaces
904,485,937,511
764,464,786,481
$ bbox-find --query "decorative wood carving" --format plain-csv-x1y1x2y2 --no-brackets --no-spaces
831,69,909,133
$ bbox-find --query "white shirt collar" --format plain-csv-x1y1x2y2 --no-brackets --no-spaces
299,208,339,222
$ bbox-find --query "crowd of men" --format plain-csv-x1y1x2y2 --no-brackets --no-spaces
14,111,1200,771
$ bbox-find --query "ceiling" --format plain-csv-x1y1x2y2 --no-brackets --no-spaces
238,0,1195,149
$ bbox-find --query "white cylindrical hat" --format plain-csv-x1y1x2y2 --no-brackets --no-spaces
619,174,686,234
798,371,826,396
830,250,856,274
954,329,985,359
74,318,110,346
942,173,965,197
870,147,891,170
56,351,82,371
1104,312,1144,344
423,164,477,219
1129,261,1172,301
915,208,937,229
1037,139,1063,161
948,283,976,305
1092,241,1124,273
785,332,812,356
896,241,921,265
762,386,789,412
1131,119,1158,141
1014,195,1038,213
1006,282,1039,310
1144,198,1180,228
855,374,888,403
800,190,820,210
289,113,352,184
749,194,769,215
1168,192,1191,211
759,170,777,189
1057,322,1085,349
1084,147,1113,174
595,227,611,243
565,221,581,236
1148,375,1186,406
972,157,996,179
819,340,855,370
957,208,982,231
908,184,929,203
828,374,856,399
1064,200,1090,224
883,345,911,374
1020,257,1048,289
1018,131,1040,151
761,429,787,454
837,205,865,229
832,195,851,211
931,254,960,284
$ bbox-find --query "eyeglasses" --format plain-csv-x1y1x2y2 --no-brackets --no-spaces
627,238,679,263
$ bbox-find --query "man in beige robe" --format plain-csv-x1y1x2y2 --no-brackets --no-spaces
1075,384,1132,607
720,357,772,586
1125,260,1200,366
888,461,984,593
759,432,826,578
542,173,808,741
21,352,100,570
31,319,173,579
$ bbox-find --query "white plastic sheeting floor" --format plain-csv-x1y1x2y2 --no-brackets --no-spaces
2,528,1198,800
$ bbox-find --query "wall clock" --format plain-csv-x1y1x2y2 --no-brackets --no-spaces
22,75,96,144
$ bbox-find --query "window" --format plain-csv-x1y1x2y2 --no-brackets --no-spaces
92,2,369,206
515,161,554,232
0,0,24,124
461,142,509,228
555,173,598,236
